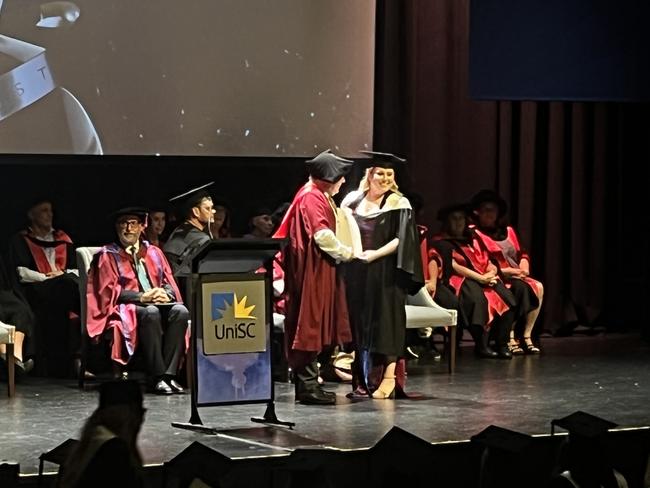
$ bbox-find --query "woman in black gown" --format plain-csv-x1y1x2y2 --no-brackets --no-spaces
342,151,423,399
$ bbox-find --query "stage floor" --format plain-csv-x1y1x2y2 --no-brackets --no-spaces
2,333,649,476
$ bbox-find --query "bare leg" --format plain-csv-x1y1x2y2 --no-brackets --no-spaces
524,284,544,353
372,361,396,399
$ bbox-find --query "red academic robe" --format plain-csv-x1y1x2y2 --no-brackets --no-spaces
86,241,182,364
473,226,542,298
273,181,351,354
21,229,73,273
446,235,511,326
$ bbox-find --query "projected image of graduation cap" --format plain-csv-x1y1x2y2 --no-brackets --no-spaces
168,182,214,220
305,149,353,183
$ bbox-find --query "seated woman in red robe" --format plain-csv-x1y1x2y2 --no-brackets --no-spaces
432,204,515,359
470,190,544,354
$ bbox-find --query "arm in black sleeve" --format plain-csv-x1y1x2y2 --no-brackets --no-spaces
118,290,142,304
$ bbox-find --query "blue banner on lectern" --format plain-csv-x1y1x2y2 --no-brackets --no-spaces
195,276,272,405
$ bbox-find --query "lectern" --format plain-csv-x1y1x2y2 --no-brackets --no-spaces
171,238,294,432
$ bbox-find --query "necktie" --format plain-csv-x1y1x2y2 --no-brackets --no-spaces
129,246,152,292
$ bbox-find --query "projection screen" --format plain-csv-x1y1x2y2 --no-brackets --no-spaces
0,0,375,156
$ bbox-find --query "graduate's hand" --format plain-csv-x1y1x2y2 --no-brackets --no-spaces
45,270,64,278
358,250,378,263
425,280,437,297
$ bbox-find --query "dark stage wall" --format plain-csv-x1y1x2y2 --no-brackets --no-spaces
1,0,649,335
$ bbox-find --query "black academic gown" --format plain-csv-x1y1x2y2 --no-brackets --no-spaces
163,222,211,275
344,191,423,358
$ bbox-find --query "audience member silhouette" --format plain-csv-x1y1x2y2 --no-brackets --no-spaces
60,380,145,488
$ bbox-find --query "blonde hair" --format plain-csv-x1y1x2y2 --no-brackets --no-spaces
357,167,401,195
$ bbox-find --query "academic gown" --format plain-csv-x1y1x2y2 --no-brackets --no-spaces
163,222,211,275
273,181,352,355
7,229,79,375
434,232,514,329
343,191,424,358
86,241,182,365
473,226,543,299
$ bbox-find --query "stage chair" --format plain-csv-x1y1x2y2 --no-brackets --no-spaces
405,287,458,373
75,246,101,388
0,322,16,397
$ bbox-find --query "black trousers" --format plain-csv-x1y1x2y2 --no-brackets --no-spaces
135,304,188,379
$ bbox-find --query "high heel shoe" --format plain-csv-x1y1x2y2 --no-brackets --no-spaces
372,375,396,399
508,339,524,355
523,337,541,354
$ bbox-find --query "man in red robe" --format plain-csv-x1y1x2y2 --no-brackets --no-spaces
274,149,355,405
8,198,80,377
87,208,188,394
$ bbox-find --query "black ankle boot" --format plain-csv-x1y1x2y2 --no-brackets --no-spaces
472,327,498,358
496,346,513,359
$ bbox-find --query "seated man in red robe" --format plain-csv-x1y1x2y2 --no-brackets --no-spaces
8,198,80,377
87,208,188,394
274,149,356,405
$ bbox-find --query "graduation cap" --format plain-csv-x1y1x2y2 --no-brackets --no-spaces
169,182,215,217
359,150,406,169
471,425,534,454
437,203,471,222
471,426,538,488
99,380,144,410
26,195,55,212
110,206,149,223
305,149,353,183
164,441,233,487
470,189,508,217
551,411,617,439
369,427,439,486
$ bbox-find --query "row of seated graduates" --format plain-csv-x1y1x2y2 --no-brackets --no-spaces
414,189,544,360
0,196,288,380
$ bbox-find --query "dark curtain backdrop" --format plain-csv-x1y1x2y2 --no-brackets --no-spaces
374,0,650,333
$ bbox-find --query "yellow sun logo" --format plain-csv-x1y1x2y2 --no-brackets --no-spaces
233,294,256,319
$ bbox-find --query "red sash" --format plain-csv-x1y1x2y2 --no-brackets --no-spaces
22,230,72,273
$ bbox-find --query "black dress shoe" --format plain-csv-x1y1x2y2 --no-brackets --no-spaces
474,346,498,359
15,358,34,374
296,389,336,405
153,380,173,395
166,379,184,394
496,347,513,359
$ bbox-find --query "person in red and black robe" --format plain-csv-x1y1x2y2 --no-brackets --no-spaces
432,204,515,359
87,208,188,394
470,190,544,354
273,149,355,405
342,151,424,399
8,198,80,377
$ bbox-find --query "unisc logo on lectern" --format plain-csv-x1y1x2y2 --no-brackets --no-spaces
201,281,267,355
212,293,257,339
